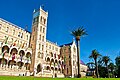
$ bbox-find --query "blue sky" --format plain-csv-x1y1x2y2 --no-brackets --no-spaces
0,0,120,64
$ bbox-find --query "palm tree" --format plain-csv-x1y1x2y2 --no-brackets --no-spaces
89,49,101,78
102,56,111,78
71,27,87,78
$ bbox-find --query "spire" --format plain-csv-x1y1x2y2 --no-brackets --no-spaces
40,4,45,10
33,9,35,13
72,37,75,42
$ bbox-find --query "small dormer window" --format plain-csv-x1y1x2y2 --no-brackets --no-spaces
13,30,15,35
18,32,21,37
6,27,9,32
21,33,23,38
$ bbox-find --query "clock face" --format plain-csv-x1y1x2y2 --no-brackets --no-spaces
33,11,40,18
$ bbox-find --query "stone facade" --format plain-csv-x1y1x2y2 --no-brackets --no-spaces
0,18,32,76
60,41,88,77
0,6,87,77
60,41,78,77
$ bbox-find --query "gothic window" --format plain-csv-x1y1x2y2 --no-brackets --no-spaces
44,18,46,24
73,46,76,53
40,16,42,22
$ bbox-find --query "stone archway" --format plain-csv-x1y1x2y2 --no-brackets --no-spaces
19,50,25,61
25,63,30,70
26,52,31,58
2,45,9,57
46,57,50,62
2,45,9,53
10,48,18,60
17,61,24,69
8,60,16,68
0,58,7,67
37,64,42,73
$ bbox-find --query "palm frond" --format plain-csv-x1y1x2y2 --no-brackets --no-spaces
89,49,101,60
71,27,88,38
102,56,111,65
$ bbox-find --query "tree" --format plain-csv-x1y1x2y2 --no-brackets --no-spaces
86,62,95,76
102,56,111,78
115,56,120,77
71,27,87,78
108,63,115,77
89,49,101,78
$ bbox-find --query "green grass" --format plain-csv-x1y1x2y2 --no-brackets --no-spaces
0,76,119,80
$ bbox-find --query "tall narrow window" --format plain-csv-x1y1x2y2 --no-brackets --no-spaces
42,45,44,51
42,36,44,41
26,35,28,40
44,18,46,24
67,68,68,74
39,44,41,50
39,35,41,40
41,53,43,59
43,28,45,33
40,26,42,32
46,44,48,48
40,16,42,22
69,60,71,66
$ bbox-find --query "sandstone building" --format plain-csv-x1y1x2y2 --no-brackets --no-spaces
0,6,87,77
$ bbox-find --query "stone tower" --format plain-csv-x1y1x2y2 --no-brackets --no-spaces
30,6,48,74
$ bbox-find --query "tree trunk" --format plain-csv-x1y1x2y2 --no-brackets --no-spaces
106,64,109,78
76,40,80,78
95,59,99,78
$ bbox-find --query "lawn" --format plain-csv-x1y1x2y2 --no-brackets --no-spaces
0,76,119,80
